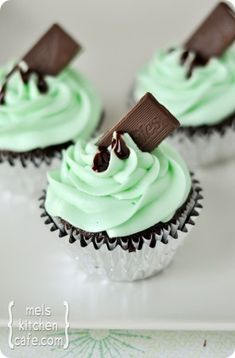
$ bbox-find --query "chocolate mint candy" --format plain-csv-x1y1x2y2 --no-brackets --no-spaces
98,93,180,152
23,24,81,76
0,24,80,104
184,2,235,61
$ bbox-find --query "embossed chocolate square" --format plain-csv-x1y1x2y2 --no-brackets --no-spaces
23,24,81,76
185,2,235,60
98,93,180,152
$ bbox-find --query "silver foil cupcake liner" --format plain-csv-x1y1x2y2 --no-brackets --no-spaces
168,122,235,168
0,158,61,201
40,175,203,282
0,112,105,201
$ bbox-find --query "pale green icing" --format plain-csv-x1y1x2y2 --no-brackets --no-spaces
134,47,235,127
0,63,102,151
45,133,191,238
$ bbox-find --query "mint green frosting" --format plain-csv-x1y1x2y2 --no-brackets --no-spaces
0,63,102,151
134,47,235,127
45,133,191,238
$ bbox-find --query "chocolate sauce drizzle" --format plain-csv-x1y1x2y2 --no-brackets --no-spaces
92,147,110,173
180,50,208,79
0,64,48,105
111,132,130,160
168,48,208,78
92,132,130,173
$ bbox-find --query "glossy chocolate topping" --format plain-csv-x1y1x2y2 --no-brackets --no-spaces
111,131,130,159
92,132,130,172
92,146,110,172
0,65,48,105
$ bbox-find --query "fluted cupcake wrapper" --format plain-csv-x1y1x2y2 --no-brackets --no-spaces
0,112,105,200
168,123,235,168
0,142,70,168
40,175,203,281
0,158,62,201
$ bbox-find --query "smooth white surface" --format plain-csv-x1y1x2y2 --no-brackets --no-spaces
0,159,235,330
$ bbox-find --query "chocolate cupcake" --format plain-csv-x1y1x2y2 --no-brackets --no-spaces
40,93,203,281
131,2,235,167
0,24,103,199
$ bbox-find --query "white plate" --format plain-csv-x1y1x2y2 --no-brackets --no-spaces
0,160,235,331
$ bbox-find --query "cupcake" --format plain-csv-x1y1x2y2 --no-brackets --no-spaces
131,2,235,167
0,24,103,199
40,93,203,281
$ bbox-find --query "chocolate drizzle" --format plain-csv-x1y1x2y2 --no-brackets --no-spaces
36,73,48,93
180,51,208,78
111,131,130,159
92,147,110,172
93,132,130,173
0,65,48,105
180,50,188,64
0,83,7,105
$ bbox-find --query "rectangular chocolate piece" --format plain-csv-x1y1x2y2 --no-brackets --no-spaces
23,24,81,76
185,2,235,60
98,93,180,152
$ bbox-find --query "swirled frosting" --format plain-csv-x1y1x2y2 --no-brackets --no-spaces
0,63,102,151
133,47,235,127
45,133,191,238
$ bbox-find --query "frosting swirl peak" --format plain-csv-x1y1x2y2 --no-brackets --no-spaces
134,47,235,126
45,133,191,238
0,63,102,151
